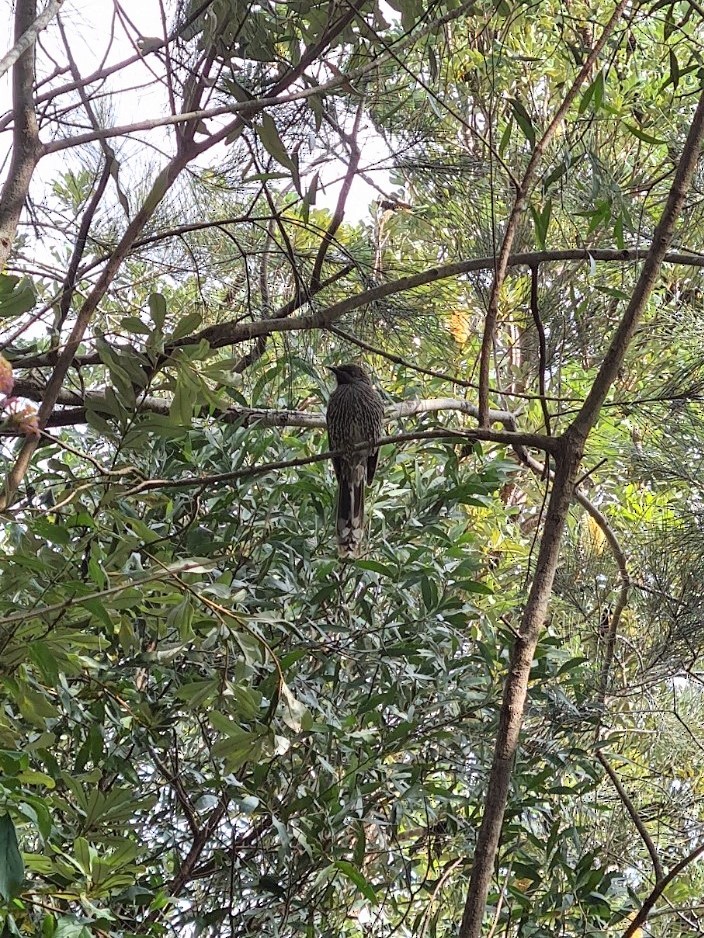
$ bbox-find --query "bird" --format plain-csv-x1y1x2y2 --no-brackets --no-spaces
325,364,385,557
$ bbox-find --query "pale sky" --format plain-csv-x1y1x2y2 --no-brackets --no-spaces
0,0,389,225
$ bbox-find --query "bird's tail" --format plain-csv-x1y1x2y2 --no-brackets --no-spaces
336,476,365,558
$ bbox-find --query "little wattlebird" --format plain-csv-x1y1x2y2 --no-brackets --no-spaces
325,364,385,557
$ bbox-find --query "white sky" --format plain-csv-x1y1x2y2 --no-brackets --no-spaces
0,0,388,225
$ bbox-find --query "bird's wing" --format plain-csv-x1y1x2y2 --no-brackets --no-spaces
367,448,379,484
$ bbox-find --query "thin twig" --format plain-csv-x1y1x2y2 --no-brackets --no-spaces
119,427,557,499
529,264,551,434
596,750,663,881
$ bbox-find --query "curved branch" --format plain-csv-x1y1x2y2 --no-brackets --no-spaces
9,248,704,371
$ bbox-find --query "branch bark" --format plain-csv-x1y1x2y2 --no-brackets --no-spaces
622,842,704,938
458,87,704,938
0,0,41,271
0,0,63,80
9,248,704,371
8,384,520,434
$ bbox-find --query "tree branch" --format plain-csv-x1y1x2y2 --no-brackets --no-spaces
596,751,664,882
310,103,362,291
9,248,704,371
117,428,557,499
0,0,64,80
7,384,521,434
569,102,704,441
622,842,704,938
458,87,704,938
477,0,630,425
0,0,42,271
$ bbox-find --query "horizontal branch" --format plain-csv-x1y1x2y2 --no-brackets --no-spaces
6,386,520,436
11,246,704,371
120,428,557,498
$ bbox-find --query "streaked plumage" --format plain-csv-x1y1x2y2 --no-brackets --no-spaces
325,364,384,557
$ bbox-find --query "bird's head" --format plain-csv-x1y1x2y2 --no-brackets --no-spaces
327,363,371,386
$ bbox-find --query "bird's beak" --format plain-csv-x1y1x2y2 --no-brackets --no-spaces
326,366,339,376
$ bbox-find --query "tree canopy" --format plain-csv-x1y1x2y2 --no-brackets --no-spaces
1,0,704,936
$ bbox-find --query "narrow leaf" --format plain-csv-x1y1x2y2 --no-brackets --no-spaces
0,814,24,900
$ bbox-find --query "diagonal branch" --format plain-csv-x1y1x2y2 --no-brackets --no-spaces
458,87,704,938
622,841,704,938
477,0,630,425
596,751,664,882
0,0,64,80
310,103,363,292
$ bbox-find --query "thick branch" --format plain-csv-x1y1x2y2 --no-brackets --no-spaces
522,451,630,709
9,248,704,371
6,385,521,436
458,87,704,938
459,437,581,937
0,0,41,271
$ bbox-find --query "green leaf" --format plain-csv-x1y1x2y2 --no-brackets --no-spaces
148,292,167,330
0,275,36,318
333,860,377,904
499,116,513,157
0,815,24,900
280,682,309,732
623,122,667,145
530,198,552,250
170,311,203,341
668,48,680,89
509,98,535,148
256,113,294,170
54,919,93,938
120,316,152,336
578,70,604,113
